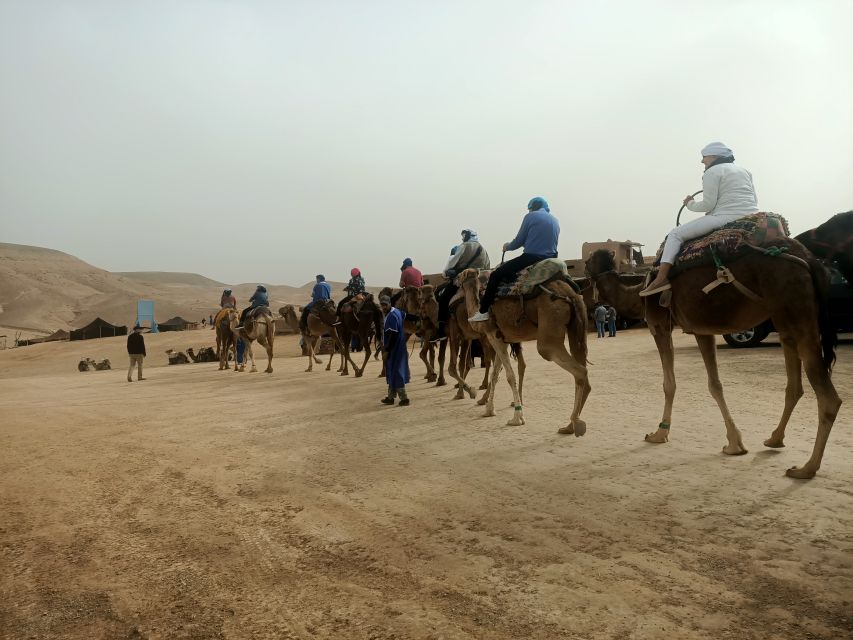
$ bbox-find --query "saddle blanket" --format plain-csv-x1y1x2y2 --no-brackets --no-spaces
657,212,790,273
496,258,570,298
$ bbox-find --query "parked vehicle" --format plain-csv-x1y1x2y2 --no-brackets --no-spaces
723,265,853,347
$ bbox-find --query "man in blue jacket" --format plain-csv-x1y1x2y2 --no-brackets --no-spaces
237,285,269,328
379,295,411,406
300,274,338,329
469,197,560,322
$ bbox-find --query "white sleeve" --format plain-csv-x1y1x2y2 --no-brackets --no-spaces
444,248,463,273
686,168,720,213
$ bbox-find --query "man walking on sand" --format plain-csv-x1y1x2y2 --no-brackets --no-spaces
127,324,146,382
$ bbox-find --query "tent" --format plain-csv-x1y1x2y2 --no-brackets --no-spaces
70,317,128,341
158,316,196,332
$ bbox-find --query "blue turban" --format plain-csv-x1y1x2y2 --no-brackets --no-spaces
402,258,413,268
527,197,549,212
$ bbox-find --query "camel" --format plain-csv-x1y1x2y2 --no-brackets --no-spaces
226,307,275,373
187,347,217,363
301,300,358,374
585,243,841,479
795,211,853,283
444,274,525,405
336,294,383,377
214,308,235,370
458,268,590,432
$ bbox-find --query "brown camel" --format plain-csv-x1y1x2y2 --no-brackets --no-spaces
278,305,302,334
795,211,853,283
336,294,383,377
226,307,275,373
445,275,525,405
301,300,358,374
585,244,841,479
214,308,235,370
458,268,590,432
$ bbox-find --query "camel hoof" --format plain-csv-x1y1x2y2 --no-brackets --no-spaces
644,430,669,444
466,386,476,400
763,437,785,448
479,384,488,390
785,465,816,480
557,424,575,435
506,415,525,426
476,397,488,406
340,371,349,376
435,379,447,387
265,368,273,374
573,420,587,437
483,409,496,418
355,371,363,378
314,358,322,364
250,368,258,373
454,392,464,400
305,368,312,373
722,444,748,456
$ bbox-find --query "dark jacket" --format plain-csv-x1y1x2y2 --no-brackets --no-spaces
127,332,146,356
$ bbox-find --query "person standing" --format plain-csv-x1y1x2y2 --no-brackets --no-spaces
606,305,617,337
593,304,607,339
399,258,424,288
469,197,560,322
379,295,411,406
127,325,146,382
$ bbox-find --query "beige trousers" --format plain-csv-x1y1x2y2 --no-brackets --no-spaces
127,354,144,380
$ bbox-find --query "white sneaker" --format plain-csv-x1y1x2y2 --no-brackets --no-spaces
469,311,490,322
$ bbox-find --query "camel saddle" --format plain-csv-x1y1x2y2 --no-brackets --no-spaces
657,212,790,277
310,300,338,325
496,258,579,299
246,305,272,322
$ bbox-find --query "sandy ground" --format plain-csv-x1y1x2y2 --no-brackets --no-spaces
1,328,851,640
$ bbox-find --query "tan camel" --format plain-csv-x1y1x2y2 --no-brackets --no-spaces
226,307,275,373
458,268,590,432
301,300,358,374
214,308,235,370
445,276,525,405
585,244,841,479
278,305,302,334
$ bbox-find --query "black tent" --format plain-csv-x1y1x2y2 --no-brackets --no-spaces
159,316,190,332
70,317,128,341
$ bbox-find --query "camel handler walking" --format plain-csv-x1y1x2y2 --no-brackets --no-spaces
126,324,146,382
379,295,411,406
432,229,490,341
469,196,560,322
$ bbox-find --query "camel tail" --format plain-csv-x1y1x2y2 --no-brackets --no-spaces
567,293,588,366
808,256,837,372
510,343,522,360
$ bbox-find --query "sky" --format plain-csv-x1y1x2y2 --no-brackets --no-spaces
1,0,851,287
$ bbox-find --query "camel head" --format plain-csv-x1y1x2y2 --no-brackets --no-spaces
399,286,420,314
585,249,617,279
225,308,239,328
456,268,480,288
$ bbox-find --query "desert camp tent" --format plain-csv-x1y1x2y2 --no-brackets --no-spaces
14,329,70,347
70,317,128,341
158,316,195,332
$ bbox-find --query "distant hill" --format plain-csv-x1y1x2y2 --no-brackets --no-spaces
0,243,385,333
115,271,228,288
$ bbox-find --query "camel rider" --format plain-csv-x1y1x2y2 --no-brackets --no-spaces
237,285,268,328
300,274,339,328
433,229,491,341
469,197,560,322
345,268,366,297
640,142,759,296
220,289,236,309
399,258,424,288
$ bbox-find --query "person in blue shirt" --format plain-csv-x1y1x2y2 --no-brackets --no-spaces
237,285,269,327
300,274,338,329
469,197,560,322
379,295,411,406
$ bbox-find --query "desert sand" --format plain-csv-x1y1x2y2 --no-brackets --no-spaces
1,326,851,639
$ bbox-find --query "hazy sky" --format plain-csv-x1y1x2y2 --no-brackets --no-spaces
2,1,851,287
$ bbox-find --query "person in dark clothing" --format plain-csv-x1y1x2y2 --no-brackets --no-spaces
606,306,617,337
469,197,560,322
237,285,269,328
126,325,146,382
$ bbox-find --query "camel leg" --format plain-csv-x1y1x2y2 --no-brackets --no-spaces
247,340,258,373
356,330,371,377
421,341,437,382
448,334,475,400
476,343,495,406
435,338,447,387
764,335,804,448
646,325,675,444
482,342,503,417
262,332,274,374
305,334,318,372
694,334,745,455
516,346,526,408
785,334,841,479
479,348,491,390
535,330,590,436
488,336,524,425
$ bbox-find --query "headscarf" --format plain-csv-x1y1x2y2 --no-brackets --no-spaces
700,142,733,158
402,258,413,268
316,274,325,282
223,289,232,295
256,285,267,292
461,229,478,242
527,197,550,212
350,268,361,277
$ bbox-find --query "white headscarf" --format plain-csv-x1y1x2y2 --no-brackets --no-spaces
701,142,733,157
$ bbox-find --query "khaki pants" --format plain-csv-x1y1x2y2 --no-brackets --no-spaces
128,354,144,381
